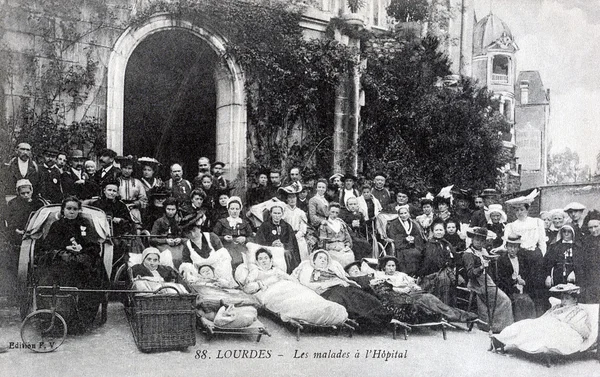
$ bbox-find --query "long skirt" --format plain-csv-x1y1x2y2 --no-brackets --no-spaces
36,251,106,334
511,293,536,322
475,287,514,333
519,247,547,315
420,267,456,306
321,286,391,331
349,232,372,260
396,247,422,276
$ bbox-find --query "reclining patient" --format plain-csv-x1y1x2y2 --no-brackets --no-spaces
346,256,478,324
179,262,259,327
130,247,187,294
238,248,348,327
492,283,594,355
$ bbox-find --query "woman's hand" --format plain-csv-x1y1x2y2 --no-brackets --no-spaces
272,240,283,248
224,235,233,242
66,244,82,253
112,217,122,224
352,220,360,228
516,276,526,286
545,276,553,288
406,235,414,243
234,236,246,244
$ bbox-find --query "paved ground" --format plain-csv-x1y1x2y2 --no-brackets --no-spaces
0,301,598,377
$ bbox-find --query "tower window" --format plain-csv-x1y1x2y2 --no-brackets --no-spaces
492,55,509,84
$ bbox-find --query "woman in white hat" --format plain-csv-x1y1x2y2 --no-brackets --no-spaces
504,190,547,315
485,204,507,249
492,283,592,356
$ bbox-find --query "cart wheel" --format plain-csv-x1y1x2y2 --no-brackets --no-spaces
19,286,33,321
20,310,67,353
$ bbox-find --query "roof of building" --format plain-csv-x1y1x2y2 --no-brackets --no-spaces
473,13,518,56
515,71,550,105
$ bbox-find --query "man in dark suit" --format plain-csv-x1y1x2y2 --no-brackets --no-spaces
496,234,536,321
63,149,98,200
38,148,63,203
94,148,121,192
3,142,40,195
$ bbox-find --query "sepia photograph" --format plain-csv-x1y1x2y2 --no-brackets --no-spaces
0,0,599,376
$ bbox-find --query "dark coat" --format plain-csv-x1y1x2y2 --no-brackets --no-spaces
3,158,40,194
575,235,600,303
62,168,98,200
93,165,121,192
255,219,300,273
89,197,132,236
496,253,529,295
419,238,455,277
6,196,44,244
39,164,63,203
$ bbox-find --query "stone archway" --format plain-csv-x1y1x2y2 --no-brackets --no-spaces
106,14,247,180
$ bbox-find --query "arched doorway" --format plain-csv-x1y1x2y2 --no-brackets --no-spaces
106,15,247,182
124,30,217,177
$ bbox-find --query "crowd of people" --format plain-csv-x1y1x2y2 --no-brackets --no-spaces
2,143,600,356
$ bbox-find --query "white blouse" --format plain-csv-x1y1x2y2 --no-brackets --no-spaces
504,217,547,255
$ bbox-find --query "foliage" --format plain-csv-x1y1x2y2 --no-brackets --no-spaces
360,35,510,194
346,0,367,13
387,0,429,22
131,0,358,179
547,147,591,184
1,0,113,159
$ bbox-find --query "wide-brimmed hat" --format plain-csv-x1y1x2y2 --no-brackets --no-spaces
115,155,135,167
453,188,471,201
343,173,357,182
344,260,362,273
420,198,434,206
504,233,522,245
549,283,580,294
329,173,344,182
485,204,507,223
466,227,488,239
563,202,586,212
481,188,499,197
69,149,85,160
586,210,600,222
137,157,160,167
278,181,303,195
378,255,400,271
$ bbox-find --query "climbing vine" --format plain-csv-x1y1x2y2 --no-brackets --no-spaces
130,0,359,179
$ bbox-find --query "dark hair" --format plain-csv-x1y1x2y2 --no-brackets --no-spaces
197,264,215,273
361,184,372,191
190,189,207,200
227,198,242,209
445,218,459,228
431,218,446,229
164,197,178,209
255,248,272,261
312,250,328,262
316,178,328,186
288,166,301,175
61,196,82,215
327,184,338,192
99,148,117,159
269,169,280,176
328,202,341,210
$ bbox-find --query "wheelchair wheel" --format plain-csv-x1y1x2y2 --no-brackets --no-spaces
20,309,67,353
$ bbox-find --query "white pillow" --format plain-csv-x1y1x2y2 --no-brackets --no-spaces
244,242,286,271
128,249,175,269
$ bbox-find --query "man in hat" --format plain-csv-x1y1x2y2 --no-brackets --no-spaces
371,173,391,209
6,179,44,246
3,142,40,195
211,161,230,192
62,149,96,200
329,173,343,190
462,227,514,332
470,190,496,228
564,202,587,238
453,189,473,225
165,163,192,205
94,148,121,190
337,173,359,206
38,148,63,203
496,234,536,321
385,190,419,218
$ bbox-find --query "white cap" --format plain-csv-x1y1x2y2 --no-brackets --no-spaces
563,202,586,212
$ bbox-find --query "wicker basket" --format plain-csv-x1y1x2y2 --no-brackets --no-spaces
127,291,197,352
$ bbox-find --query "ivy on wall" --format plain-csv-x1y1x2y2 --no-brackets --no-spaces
130,0,359,179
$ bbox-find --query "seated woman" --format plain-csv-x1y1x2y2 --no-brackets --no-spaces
212,196,254,270
280,183,314,261
37,196,106,334
240,248,348,326
149,197,182,248
347,256,477,324
339,197,373,260
418,220,457,306
294,250,392,331
386,204,425,276
131,247,179,283
307,179,329,228
255,205,301,273
180,189,212,233
318,202,355,267
181,223,236,288
493,284,592,355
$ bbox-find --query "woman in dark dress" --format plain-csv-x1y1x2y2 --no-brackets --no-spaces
339,197,372,260
255,205,300,273
544,224,578,289
418,221,457,306
386,204,425,276
37,196,106,334
212,196,254,271
295,250,392,331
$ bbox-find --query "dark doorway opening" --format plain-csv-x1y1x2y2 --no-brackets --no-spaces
124,30,218,179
